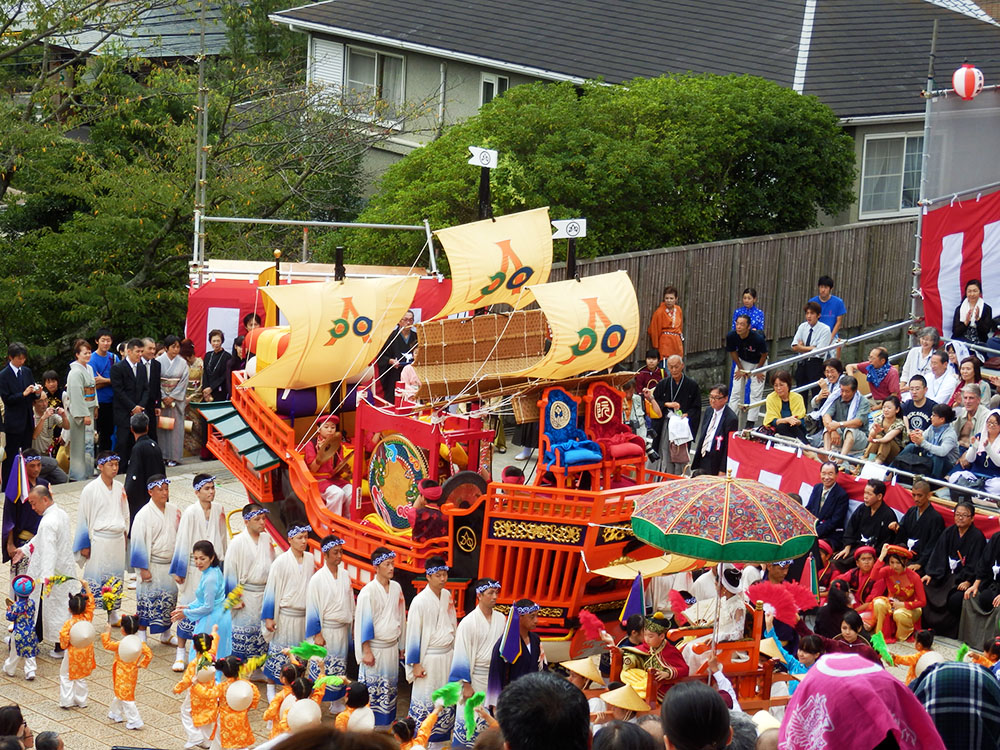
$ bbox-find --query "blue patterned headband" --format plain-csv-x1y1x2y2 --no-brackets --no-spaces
322,538,345,552
193,476,216,492
426,565,449,576
516,603,540,616
97,454,120,466
21,453,42,463
147,477,171,490
475,580,501,595
372,551,396,566
288,524,311,538
243,507,269,520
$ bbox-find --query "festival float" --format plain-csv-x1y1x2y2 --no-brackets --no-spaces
192,207,687,661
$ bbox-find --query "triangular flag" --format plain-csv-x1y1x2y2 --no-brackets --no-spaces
799,554,819,600
499,606,522,664
620,573,645,625
3,454,28,504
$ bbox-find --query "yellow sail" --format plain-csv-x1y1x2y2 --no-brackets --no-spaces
431,206,553,319
508,271,639,380
240,276,419,390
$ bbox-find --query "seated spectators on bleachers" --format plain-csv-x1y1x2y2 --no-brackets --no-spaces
900,327,939,399
847,347,899,406
902,375,936,434
804,359,844,441
893,404,959,479
821,375,869,457
947,410,1000,498
863,395,907,465
763,370,806,442
948,356,991,407
920,501,986,638
954,384,990,450
986,316,1000,354
926,351,959,405
952,278,993,349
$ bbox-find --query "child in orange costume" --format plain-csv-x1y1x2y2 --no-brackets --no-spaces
263,660,306,738
58,582,96,708
392,705,443,750
215,655,260,749
969,638,1000,670
891,629,934,685
102,615,153,729
334,681,369,731
274,673,339,736
173,627,220,749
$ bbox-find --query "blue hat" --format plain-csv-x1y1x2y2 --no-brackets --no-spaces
12,575,34,597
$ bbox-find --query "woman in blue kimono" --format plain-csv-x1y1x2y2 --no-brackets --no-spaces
171,540,232,659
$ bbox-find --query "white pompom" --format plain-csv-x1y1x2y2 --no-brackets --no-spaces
69,620,96,648
286,699,322,732
347,706,375,732
226,680,254,711
118,634,143,663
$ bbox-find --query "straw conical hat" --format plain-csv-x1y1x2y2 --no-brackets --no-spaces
759,637,787,664
601,684,649,713
561,657,604,686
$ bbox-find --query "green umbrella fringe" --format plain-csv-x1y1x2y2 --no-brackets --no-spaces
630,519,816,564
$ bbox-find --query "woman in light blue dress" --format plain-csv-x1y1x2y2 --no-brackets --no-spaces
171,539,232,659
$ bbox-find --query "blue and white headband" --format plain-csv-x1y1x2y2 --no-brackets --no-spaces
426,565,449,576
147,477,171,490
243,507,269,520
516,603,540,616
475,580,501,595
21,453,42,463
193,476,216,492
97,454,120,466
322,537,345,552
372,551,396,566
287,524,311,539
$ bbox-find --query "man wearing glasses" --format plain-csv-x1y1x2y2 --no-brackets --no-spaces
690,385,737,477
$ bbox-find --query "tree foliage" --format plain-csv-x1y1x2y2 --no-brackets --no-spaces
329,74,857,265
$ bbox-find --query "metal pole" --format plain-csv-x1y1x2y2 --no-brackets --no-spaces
424,219,438,275
199,215,426,231
911,20,938,345
745,430,1000,508
477,166,492,220
925,178,1000,206
302,227,308,262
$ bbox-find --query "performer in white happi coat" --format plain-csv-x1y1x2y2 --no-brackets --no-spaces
129,475,181,641
170,473,228,671
73,452,128,625
262,523,315,701
448,579,505,749
355,546,406,729
12,485,79,650
305,534,354,712
224,503,275,663
405,556,457,748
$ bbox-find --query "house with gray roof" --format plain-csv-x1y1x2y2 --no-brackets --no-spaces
270,0,1000,223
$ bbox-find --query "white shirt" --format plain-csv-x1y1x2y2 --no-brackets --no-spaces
792,320,832,358
702,406,726,455
926,369,959,404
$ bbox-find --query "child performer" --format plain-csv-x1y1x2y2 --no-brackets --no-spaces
334,681,370,731
215,655,260,750
892,630,934,685
58,581,96,707
102,616,153,729
173,627,219,749
263,662,305,739
3,575,38,681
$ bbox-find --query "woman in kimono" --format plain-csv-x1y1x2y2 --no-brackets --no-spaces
870,545,926,642
833,546,883,630
65,339,97,481
181,339,207,459
262,523,315,701
171,539,232,659
156,335,189,467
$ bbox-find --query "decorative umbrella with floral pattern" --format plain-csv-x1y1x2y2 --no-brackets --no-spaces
631,474,816,563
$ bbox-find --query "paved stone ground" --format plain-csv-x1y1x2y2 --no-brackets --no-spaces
0,459,294,750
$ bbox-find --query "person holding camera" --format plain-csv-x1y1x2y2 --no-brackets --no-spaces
0,343,42,486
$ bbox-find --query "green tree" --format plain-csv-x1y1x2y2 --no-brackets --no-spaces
328,74,856,265
220,0,305,63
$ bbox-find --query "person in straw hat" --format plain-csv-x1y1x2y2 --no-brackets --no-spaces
600,683,649,724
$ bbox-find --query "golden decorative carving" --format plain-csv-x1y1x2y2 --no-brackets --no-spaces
456,526,478,553
600,524,635,543
491,519,582,544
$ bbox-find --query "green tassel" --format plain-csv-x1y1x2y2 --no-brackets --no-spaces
870,632,894,667
464,692,486,742
956,643,970,663
313,675,344,689
289,641,328,659
432,681,463,707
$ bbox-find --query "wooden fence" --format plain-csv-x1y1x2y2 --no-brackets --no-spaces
550,218,918,356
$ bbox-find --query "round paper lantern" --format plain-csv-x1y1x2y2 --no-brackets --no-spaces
347,706,375,732
196,665,216,684
69,620,96,648
280,694,297,720
119,634,143,663
286,699,322,732
953,63,985,100
226,680,254,712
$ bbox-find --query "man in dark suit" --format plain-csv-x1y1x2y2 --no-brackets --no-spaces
0,342,41,484
123,412,164,527
805,461,850,550
690,384,738,476
110,338,148,473
140,338,161,443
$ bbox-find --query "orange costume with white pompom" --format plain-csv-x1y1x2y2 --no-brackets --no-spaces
273,680,327,736
263,686,292,739
59,590,96,680
173,637,221,740
216,677,260,749
102,632,153,701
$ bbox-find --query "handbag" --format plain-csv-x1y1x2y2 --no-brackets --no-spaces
669,441,690,464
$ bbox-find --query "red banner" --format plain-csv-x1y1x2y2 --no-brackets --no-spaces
726,435,1000,538
920,188,1000,338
